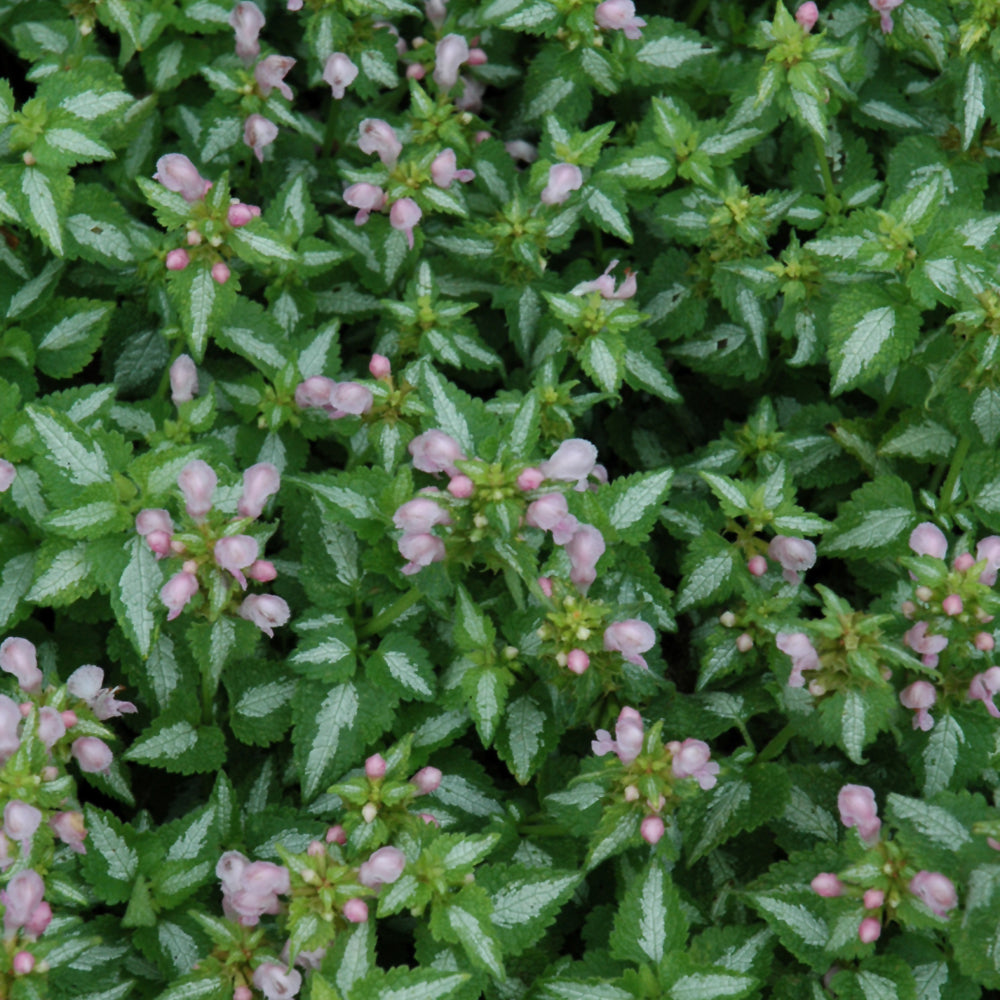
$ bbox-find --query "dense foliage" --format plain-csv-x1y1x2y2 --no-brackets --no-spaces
3,0,1000,997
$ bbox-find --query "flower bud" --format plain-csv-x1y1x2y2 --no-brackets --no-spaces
0,459,15,492
248,560,278,583
227,203,254,227
178,459,217,517
165,248,190,271
170,354,198,404
13,951,34,975
411,765,442,794
238,463,281,519
976,631,995,652
369,354,391,378
326,824,347,844
566,649,589,675
0,637,42,693
540,163,583,206
343,898,369,923
154,154,211,203
447,475,474,499
161,571,199,620
810,873,844,897
365,753,387,779
795,1,819,31
389,198,422,250
71,736,113,774
640,815,664,845
736,632,753,653
943,594,963,616
517,467,544,491
863,888,885,910
954,552,975,571
747,555,767,577
858,917,881,943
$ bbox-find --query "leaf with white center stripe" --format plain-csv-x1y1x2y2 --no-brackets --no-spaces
123,718,226,775
496,694,556,784
369,633,435,700
611,861,687,966
603,467,674,543
293,681,361,799
20,166,71,255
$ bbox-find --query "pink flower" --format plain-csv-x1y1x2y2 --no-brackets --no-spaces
594,0,646,39
968,666,1000,718
13,951,34,975
767,536,817,585
255,55,295,100
38,706,65,748
858,917,881,942
4,801,42,850
979,536,1000,584
434,34,469,90
447,475,474,499
344,183,386,226
566,524,605,592
67,665,136,720
248,560,277,583
218,852,290,925
540,439,598,489
899,680,936,731
540,163,583,206
640,815,664,845
238,594,291,638
211,261,231,285
252,963,302,1000
603,620,656,669
154,154,211,203
909,522,947,558
669,738,719,789
863,888,885,910
365,753,387,779
869,0,903,33
776,632,820,687
170,354,198,404
411,766,442,794
517,467,544,491
0,637,42,693
358,846,406,887
359,119,402,169
0,694,20,762
1,870,45,936
430,148,475,188
178,459,217,518
161,571,199,620
398,533,446,575
227,203,257,227
909,871,957,916
810,873,844,897
165,248,190,271
592,706,644,764
902,621,948,668
230,1,265,62
506,140,538,164
409,430,465,476
343,898,369,923
525,493,578,545
0,459,15,492
426,0,447,27
837,784,881,844
71,736,113,773
329,382,373,417
566,649,589,674
389,198,422,250
244,114,278,162
295,376,336,409
50,811,87,854
370,354,391,379
571,259,637,299
215,535,259,590
238,463,281,519
795,1,819,31
323,53,358,99
393,498,451,534
942,594,963,616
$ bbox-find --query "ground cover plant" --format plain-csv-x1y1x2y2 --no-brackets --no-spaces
4,0,1000,997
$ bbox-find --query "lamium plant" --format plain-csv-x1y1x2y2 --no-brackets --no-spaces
5,0,1000,998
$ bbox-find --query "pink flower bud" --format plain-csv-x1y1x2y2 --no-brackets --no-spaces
71,736,113,774
858,917,881,943
210,259,231,284
506,140,538,164
389,198,422,250
0,459,15,492
295,375,336,409
900,680,936,731
4,801,42,848
252,963,302,1000
669,738,720,789
767,535,817,584
238,594,291,638
323,52,358,99
909,870,957,916
968,666,1000,718
161,571,199,620
235,988,253,1000
343,898,369,923
909,522,948,559
365,753,387,779
0,637,42,693
229,1,265,62
170,354,198,404
954,552,976,571
468,47,487,66
238,462,281,519
248,560,278,583
978,535,1000,585
136,508,174,537
244,114,278,163
215,535,259,590
594,0,646,38
604,619,656,669
810,873,844,897
566,649,589,674
430,148,475,188
369,354,391,378
398,533,446,575
447,475,474,498
433,33,469,89
747,555,767,577
566,524,605,592
538,576,553,598
411,766,441,794
0,694,21,762
592,706,644,764
640,815,665,845
12,951,34,975
736,632,753,652
409,430,465,476
517,467,544,491
307,840,325,858
154,154,211,203
358,846,406,888
540,163,583,206
795,1,819,31
37,706,65,748
393,498,451,534
165,248,190,271
228,203,254,227
943,594,963,616
329,382,373,418
863,889,885,910
50,811,87,854
326,824,347,844
976,632,995,652
540,439,597,487
178,459,217,517
255,55,295,100
838,784,881,844
61,710,78,728
359,119,402,169
143,529,170,557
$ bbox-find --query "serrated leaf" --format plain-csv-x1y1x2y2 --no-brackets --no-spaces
610,862,687,966
484,866,581,956
496,694,555,784
123,719,226,775
294,681,360,799
113,536,162,657
28,406,111,484
605,468,673,541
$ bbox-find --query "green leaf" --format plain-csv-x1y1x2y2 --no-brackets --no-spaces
434,886,505,979
602,468,673,543
820,476,915,557
81,806,139,904
112,535,162,657
28,405,112,485
167,265,238,361
610,861,688,966
123,718,226,775
453,585,496,649
677,534,737,612
961,58,988,150
353,967,469,1000
293,681,361,800
18,166,72,255
26,539,94,606
368,633,435,701
496,693,557,784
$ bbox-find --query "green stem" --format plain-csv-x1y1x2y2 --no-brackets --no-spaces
359,588,424,638
940,436,971,512
812,131,837,209
736,718,757,755
323,97,340,157
757,723,795,763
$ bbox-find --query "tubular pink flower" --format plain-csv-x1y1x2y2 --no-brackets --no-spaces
863,888,885,910
768,535,817,584
594,0,646,38
215,535,259,590
430,148,475,188
795,1,819,30
255,55,296,100
0,637,42,693
230,1,265,62
899,680,936,731
228,203,255,227
604,619,656,669
178,460,217,518
869,0,903,34
968,666,1000,718
909,871,957,916
252,963,302,1000
810,873,844,897
540,438,598,488
398,533,446,575
540,163,583,205
359,119,402,169
837,784,881,844
393,498,451,534
942,594,963,616
211,261,231,285
0,459,15,492
329,382,373,418
238,594,291,638
411,765,442,794
154,154,211,203
409,430,465,476
566,524,605,592
0,694,21,762
909,522,947,558
517,467,544,491
526,493,578,545
358,846,406,887
592,706,644,764
4,801,42,849
343,898,369,923
71,736,113,774
669,739,719,789
389,198,422,250
295,376,336,409
902,621,948,668
433,34,469,90
447,475,474,499
170,354,198,404
365,753,387,779
165,248,190,271
344,183,386,226
244,114,278,163
776,631,820,687
161,571,199,621
1,870,45,936
238,463,281,519
50,811,87,854
323,53,358,99
248,560,277,583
